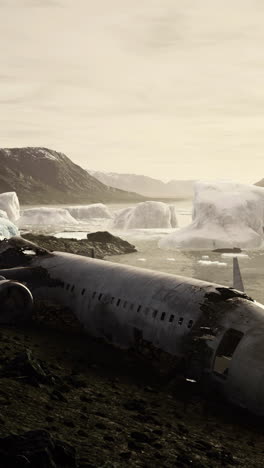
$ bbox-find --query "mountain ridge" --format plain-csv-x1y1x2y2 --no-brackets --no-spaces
0,147,144,204
88,170,195,199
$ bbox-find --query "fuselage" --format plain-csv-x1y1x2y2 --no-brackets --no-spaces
5,249,264,416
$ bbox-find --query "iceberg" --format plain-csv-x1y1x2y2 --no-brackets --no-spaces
0,192,20,222
67,204,112,220
159,181,264,250
0,217,19,239
19,207,79,227
0,210,8,219
112,201,178,229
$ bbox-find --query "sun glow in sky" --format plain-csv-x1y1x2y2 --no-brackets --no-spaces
1,0,264,182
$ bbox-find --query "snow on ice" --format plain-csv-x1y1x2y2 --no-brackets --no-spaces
159,181,264,250
112,201,178,229
0,192,20,223
0,217,19,239
0,210,8,219
198,260,227,267
19,207,79,227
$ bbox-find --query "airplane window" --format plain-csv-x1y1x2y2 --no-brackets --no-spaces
137,305,142,313
213,329,244,378
71,285,75,292
188,320,193,328
81,289,86,295
160,312,166,321
117,299,121,306
98,293,102,301
152,310,158,318
178,317,183,325
169,314,175,323
92,292,96,299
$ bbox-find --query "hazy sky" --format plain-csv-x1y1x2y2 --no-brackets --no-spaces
1,0,264,182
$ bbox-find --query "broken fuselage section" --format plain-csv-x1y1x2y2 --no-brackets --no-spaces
1,236,264,416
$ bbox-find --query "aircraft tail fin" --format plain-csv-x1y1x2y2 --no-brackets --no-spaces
233,257,245,292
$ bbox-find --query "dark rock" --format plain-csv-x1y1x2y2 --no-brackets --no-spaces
22,232,137,259
119,451,132,460
193,439,213,451
213,247,242,253
143,386,157,393
50,390,68,403
104,435,114,442
86,231,136,256
130,431,152,444
153,442,163,449
80,394,92,403
66,375,87,388
132,413,160,425
1,350,59,387
46,416,55,423
177,452,194,466
177,423,189,435
123,398,147,412
127,440,143,452
0,429,76,467
95,422,107,430
63,419,75,428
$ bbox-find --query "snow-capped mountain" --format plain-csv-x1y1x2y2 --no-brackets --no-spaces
88,171,195,199
0,148,144,204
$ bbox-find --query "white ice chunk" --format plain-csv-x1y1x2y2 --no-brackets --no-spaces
0,217,19,239
0,192,20,223
18,207,79,227
202,255,209,259
159,181,264,250
198,260,227,266
221,253,249,258
67,204,112,220
137,258,147,262
112,201,178,229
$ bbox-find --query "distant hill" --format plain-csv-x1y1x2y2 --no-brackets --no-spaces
0,148,144,204
89,170,195,199
255,179,264,187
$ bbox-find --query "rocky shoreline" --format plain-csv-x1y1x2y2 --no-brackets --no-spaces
0,236,264,467
22,231,137,259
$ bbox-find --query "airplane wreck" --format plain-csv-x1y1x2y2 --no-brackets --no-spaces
1,236,264,417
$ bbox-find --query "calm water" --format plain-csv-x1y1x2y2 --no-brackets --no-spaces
36,200,264,305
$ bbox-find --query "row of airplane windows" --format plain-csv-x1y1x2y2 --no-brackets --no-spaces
62,282,194,328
